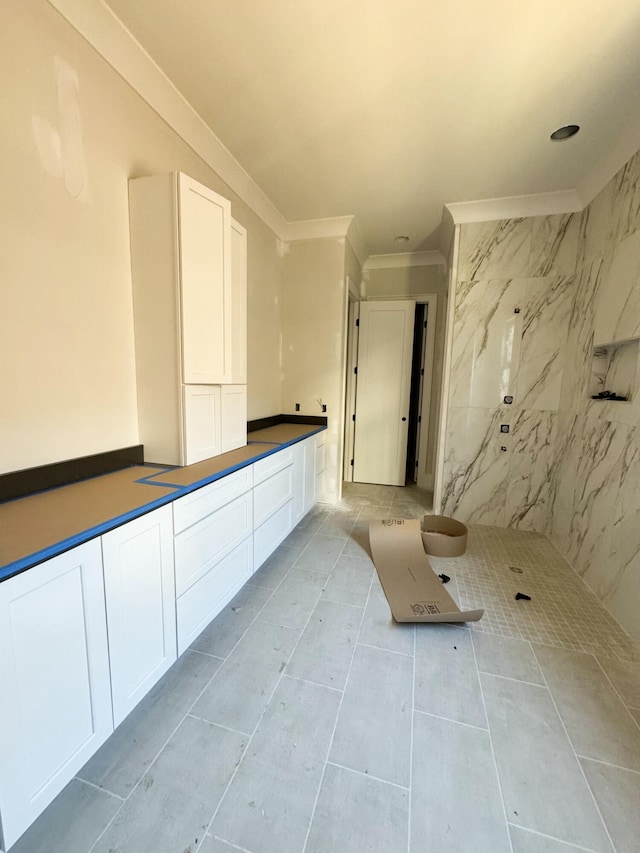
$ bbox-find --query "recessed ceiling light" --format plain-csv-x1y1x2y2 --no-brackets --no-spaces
394,235,410,243
550,124,580,141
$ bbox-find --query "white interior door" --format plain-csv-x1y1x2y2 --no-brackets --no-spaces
353,300,415,485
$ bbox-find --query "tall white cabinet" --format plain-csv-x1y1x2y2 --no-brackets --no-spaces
129,172,247,466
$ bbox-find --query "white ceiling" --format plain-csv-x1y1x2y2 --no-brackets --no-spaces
102,0,640,255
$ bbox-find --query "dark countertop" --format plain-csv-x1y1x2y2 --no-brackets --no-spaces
0,424,326,582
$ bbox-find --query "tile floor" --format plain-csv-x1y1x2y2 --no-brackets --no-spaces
10,483,640,853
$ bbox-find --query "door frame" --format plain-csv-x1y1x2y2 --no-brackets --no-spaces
363,292,437,490
342,277,362,484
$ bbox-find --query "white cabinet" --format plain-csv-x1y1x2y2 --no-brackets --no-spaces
293,435,318,525
102,505,177,726
129,172,246,466
221,385,248,453
173,469,254,655
0,541,113,851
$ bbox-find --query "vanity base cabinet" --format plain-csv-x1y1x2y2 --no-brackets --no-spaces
102,505,177,727
0,541,113,852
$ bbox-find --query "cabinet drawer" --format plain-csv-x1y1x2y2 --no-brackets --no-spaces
254,499,294,572
174,491,253,596
173,465,253,534
177,537,253,655
254,465,294,529
253,446,294,485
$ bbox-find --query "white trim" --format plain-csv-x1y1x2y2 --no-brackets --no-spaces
282,215,353,243
346,218,370,270
433,226,460,513
364,251,445,270
445,189,583,224
367,292,435,303
47,0,360,249
416,296,437,491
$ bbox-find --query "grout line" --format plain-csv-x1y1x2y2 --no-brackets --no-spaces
528,644,618,853
299,562,376,853
73,776,126,801
319,595,366,610
281,672,344,694
412,708,489,732
575,754,640,777
185,714,252,738
476,670,547,688
195,520,344,853
470,630,515,853
408,614,416,853
210,834,254,852
357,640,413,659
592,655,640,731
325,760,410,792
189,649,226,661
506,823,605,853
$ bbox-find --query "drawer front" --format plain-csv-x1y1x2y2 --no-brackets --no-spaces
253,499,294,572
176,537,253,655
254,465,294,529
173,465,253,534
174,491,253,596
253,446,294,485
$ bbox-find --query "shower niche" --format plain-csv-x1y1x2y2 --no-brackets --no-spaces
589,338,639,402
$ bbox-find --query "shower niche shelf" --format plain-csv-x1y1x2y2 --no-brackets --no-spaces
589,337,639,402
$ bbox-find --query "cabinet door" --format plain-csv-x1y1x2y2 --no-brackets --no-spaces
178,173,232,384
292,440,306,525
0,541,113,850
304,435,318,513
231,218,247,384
183,384,222,465
102,505,177,727
221,384,247,453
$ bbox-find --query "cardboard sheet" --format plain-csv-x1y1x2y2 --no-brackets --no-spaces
248,424,324,444
149,443,276,487
369,518,483,623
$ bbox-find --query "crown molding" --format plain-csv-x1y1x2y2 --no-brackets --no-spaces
49,0,348,245
346,218,369,269
281,215,354,243
445,189,583,224
364,250,445,270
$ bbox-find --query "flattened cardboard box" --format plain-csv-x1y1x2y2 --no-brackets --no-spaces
369,518,483,623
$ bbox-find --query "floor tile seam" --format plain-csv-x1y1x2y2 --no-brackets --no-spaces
72,775,126,802
576,754,640,777
412,707,489,733
189,648,227,662
592,654,640,728
528,644,618,853
281,672,344,694
470,630,515,853
289,565,334,580
85,706,196,853
208,834,254,853
408,612,417,853
319,595,365,611
506,822,606,853
300,566,376,853
185,713,252,738
198,555,302,670
357,640,413,659
325,759,411,793
475,668,546,689
202,563,331,852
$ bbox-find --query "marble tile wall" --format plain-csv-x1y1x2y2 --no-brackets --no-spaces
442,213,578,532
441,146,640,642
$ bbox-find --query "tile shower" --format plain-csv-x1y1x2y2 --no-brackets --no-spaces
441,148,640,643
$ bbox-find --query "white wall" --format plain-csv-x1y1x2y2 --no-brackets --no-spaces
0,1,283,473
280,238,349,503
